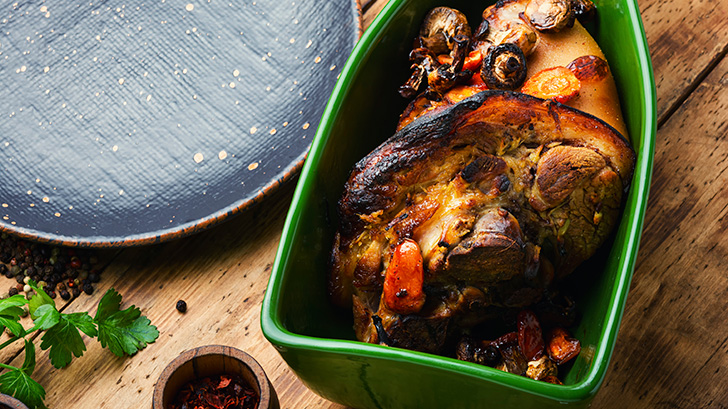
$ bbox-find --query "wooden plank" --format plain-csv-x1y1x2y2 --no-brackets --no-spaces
362,0,389,31
639,0,728,123
9,1,728,408
8,182,343,408
592,55,728,408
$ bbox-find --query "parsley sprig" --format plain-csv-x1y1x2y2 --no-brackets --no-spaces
0,281,159,408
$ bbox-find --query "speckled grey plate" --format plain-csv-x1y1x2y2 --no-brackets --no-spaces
0,0,360,247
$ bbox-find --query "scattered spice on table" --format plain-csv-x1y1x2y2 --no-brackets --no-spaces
0,233,102,301
170,373,258,409
176,299,187,313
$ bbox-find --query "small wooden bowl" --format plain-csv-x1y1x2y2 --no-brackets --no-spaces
0,394,29,409
153,345,279,409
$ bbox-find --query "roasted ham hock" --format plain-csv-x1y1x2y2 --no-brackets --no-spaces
329,91,635,355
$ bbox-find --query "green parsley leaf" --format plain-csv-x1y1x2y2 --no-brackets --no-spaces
31,304,60,331
94,288,123,322
39,312,95,369
0,364,47,409
0,317,24,338
0,295,28,335
65,312,97,338
0,294,28,314
27,280,55,320
22,339,36,376
95,289,159,356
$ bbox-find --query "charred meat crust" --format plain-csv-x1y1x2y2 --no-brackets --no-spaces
337,90,634,241
331,90,635,353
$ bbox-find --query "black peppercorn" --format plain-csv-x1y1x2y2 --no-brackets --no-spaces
176,300,187,313
59,290,70,300
8,286,18,296
1,238,102,299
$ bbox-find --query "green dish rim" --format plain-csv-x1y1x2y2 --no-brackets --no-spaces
262,0,656,403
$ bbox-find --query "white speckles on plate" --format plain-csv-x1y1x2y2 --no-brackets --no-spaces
0,0,359,245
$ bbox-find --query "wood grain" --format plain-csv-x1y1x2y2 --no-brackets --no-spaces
592,54,728,409
6,182,348,408
639,0,728,123
3,1,727,409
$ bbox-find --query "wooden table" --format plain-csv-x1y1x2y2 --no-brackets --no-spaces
2,0,727,407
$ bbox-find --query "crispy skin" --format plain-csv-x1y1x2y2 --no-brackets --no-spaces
329,91,634,353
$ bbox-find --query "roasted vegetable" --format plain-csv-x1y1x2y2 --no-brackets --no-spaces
400,8,475,100
521,66,581,103
525,0,575,32
383,239,426,315
547,327,582,364
474,0,539,57
481,43,527,90
526,356,559,380
517,310,545,362
419,7,472,55
566,55,610,82
399,48,439,98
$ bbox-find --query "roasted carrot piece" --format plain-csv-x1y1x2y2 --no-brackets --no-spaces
467,71,488,89
437,54,453,66
462,50,483,72
520,66,581,103
547,327,581,364
438,50,482,73
383,239,426,314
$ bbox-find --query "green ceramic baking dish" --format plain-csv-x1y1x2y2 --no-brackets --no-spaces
261,0,655,407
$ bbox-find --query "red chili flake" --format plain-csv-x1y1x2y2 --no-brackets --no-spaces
169,373,258,409
217,375,231,389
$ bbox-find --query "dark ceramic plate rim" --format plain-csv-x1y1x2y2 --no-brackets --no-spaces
0,1,363,249
263,0,656,403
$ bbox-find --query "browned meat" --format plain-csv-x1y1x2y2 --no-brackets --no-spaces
329,91,634,354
